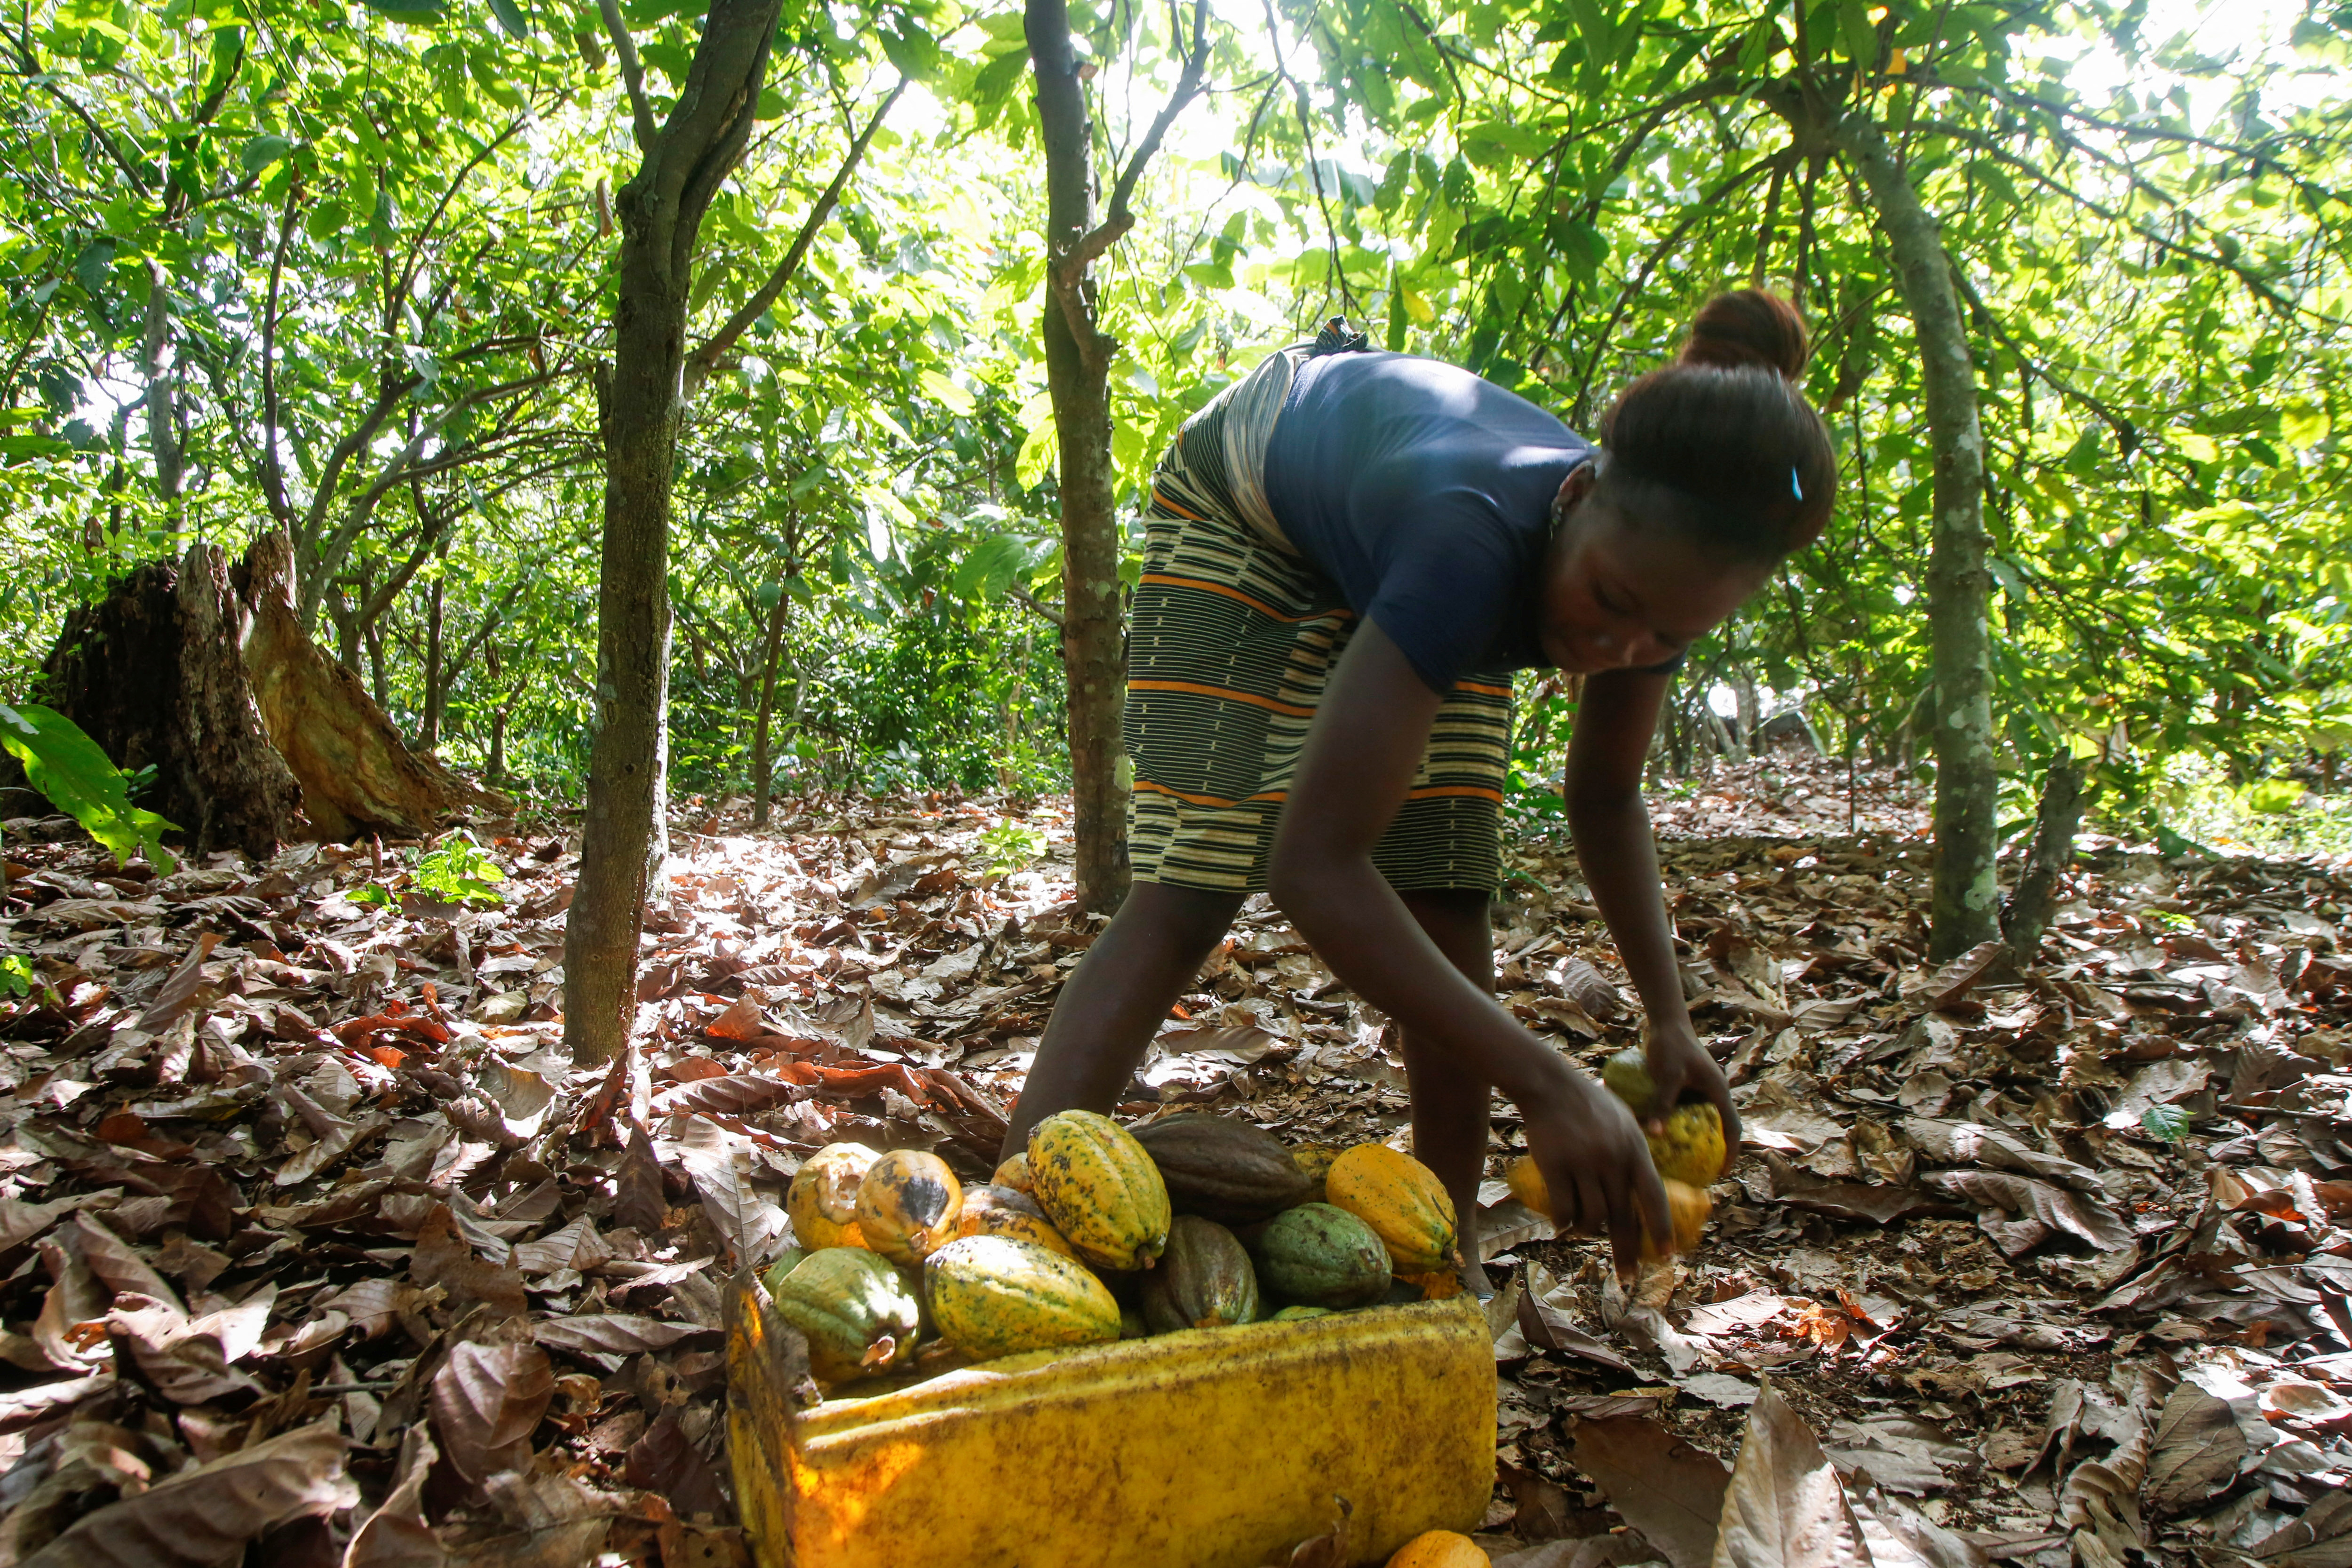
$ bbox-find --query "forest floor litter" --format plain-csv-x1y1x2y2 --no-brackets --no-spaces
1,752,2348,1566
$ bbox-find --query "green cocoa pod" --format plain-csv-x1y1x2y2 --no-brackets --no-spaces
1140,1215,1260,1332
1250,1202,1390,1309
769,1247,922,1383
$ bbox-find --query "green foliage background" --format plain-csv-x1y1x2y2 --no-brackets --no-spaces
2,0,2349,831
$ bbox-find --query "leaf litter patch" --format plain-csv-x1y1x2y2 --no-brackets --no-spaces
0,756,2344,1565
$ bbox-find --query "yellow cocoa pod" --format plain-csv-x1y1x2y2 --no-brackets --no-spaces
1641,1178,1713,1261
1324,1144,1458,1274
1504,1154,1551,1218
951,1184,1077,1258
1027,1110,1172,1271
787,1143,877,1251
1649,1102,1727,1186
1289,1143,1342,1203
993,1152,1033,1192
1400,1269,1465,1301
1387,1529,1490,1567
1507,1159,1711,1257
923,1235,1121,1361
854,1149,964,1265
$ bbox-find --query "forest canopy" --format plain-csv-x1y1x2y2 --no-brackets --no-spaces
3,0,2350,841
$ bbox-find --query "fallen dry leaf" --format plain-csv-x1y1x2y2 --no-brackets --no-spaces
19,1421,354,1568
1708,1384,1870,1568
1569,1416,1731,1568
429,1340,556,1484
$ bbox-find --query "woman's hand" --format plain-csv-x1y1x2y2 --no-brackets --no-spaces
1640,1021,1741,1178
1523,1072,1671,1281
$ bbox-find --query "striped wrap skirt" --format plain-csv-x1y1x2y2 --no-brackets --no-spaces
1126,332,1513,895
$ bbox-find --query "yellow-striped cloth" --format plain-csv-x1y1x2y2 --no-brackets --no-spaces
1126,342,1513,895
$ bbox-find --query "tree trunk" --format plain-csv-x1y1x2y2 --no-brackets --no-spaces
1841,113,1998,959
563,0,784,1068
2003,755,2087,964
363,613,389,712
421,555,446,752
140,263,183,518
750,582,790,829
237,533,510,841
40,544,302,858
1027,0,1130,915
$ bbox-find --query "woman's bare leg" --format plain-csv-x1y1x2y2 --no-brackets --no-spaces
1396,887,1498,1294
1000,882,1246,1161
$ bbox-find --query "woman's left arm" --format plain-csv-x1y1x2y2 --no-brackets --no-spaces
1564,669,1741,1171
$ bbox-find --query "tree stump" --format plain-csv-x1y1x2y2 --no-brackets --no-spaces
40,533,511,852
235,533,511,842
40,544,303,858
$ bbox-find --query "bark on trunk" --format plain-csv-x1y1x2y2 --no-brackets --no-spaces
1842,113,1998,959
140,263,183,517
563,0,783,1068
421,559,446,752
1028,0,1131,915
237,533,510,841
2003,755,2087,965
750,583,790,829
40,545,302,858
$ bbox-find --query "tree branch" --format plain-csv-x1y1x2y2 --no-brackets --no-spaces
1060,0,1211,281
1009,583,1065,628
396,114,533,319
684,76,908,390
259,176,302,532
598,0,660,154
1569,150,1789,413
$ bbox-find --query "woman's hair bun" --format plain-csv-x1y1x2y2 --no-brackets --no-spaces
1679,289,1810,382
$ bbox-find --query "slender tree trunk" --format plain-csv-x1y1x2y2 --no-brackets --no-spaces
563,0,783,1068
2003,754,2086,964
1027,0,1130,914
1842,113,1997,958
329,589,361,676
140,263,183,519
750,581,790,828
421,554,446,751
363,615,389,711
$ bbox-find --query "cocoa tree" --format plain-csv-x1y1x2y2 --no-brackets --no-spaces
563,4,906,1067
1024,0,1213,915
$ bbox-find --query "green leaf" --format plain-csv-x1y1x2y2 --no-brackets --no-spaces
2139,1105,2192,1142
485,0,529,39
878,17,939,80
2244,778,2304,814
0,704,177,871
919,369,974,416
72,237,117,297
972,48,1029,106
240,134,293,174
2153,824,2218,860
1839,0,1878,64
953,533,1031,598
362,0,448,16
1016,417,1057,491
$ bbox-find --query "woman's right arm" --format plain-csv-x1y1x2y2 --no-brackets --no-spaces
1267,620,1670,1276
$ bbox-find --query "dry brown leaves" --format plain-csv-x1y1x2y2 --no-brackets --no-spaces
0,755,2347,1565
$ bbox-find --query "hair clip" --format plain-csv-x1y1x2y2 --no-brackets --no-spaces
1789,466,1804,501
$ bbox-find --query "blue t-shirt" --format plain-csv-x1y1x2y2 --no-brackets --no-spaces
1261,352,1599,694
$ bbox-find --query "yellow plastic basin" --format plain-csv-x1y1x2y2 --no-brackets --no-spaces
727,1278,1495,1568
